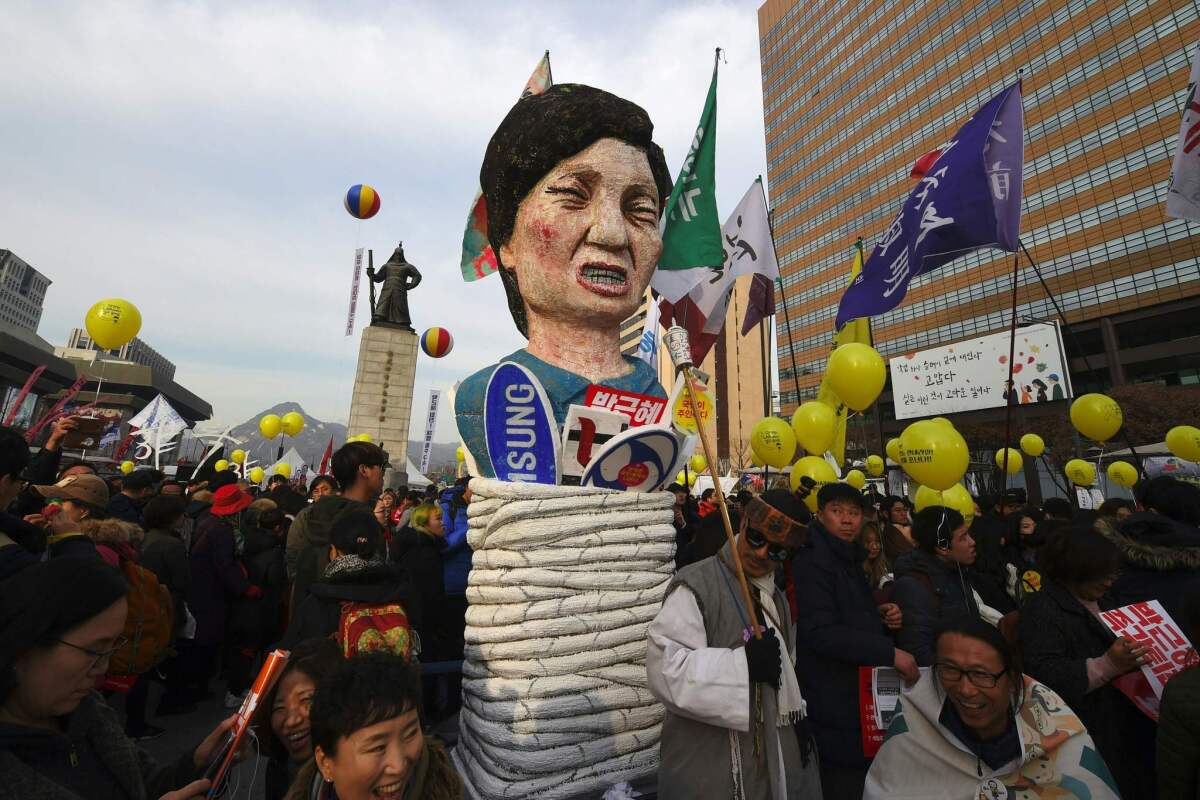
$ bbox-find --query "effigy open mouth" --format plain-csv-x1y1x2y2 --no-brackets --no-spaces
577,262,630,297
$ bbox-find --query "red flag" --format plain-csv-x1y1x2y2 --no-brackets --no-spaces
910,148,942,179
318,436,334,476
660,296,720,365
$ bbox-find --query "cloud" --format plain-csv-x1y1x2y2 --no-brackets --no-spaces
0,0,766,442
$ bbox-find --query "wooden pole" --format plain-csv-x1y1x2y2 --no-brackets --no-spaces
1000,252,1021,487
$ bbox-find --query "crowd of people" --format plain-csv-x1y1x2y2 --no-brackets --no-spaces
2,412,1200,798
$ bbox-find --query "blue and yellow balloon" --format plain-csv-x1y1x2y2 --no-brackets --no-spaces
344,184,381,220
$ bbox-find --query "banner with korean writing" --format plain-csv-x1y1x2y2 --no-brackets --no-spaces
419,389,441,475
889,322,1071,420
1100,599,1197,720
346,248,363,336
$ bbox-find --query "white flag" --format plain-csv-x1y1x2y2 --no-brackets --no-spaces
1167,44,1200,221
635,299,660,366
686,177,778,335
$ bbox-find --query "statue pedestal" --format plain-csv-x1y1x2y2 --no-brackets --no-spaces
347,325,418,487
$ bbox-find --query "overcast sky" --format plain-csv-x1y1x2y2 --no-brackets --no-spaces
0,1,768,441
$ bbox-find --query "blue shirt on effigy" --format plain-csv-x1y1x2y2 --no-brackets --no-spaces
454,348,666,478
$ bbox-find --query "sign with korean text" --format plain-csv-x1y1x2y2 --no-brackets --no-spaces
346,248,363,336
1100,600,1197,720
560,404,629,485
419,389,441,475
584,384,666,427
889,322,1071,420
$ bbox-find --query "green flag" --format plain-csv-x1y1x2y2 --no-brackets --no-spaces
652,52,724,305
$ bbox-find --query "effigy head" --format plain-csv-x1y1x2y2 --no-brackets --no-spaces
481,84,673,337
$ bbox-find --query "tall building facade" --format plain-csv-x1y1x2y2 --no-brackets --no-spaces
65,328,177,381
0,250,51,333
759,0,1200,413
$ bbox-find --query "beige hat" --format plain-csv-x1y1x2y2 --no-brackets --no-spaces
32,474,110,509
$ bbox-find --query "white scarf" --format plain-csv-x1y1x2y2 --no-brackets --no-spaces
749,571,805,727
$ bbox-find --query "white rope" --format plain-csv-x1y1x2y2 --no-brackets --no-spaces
455,478,674,800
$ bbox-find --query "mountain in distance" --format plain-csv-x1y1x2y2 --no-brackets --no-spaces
224,403,460,475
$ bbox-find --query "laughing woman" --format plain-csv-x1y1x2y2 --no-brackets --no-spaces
864,617,1119,799
286,653,461,800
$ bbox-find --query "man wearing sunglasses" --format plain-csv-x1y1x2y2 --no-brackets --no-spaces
648,490,821,799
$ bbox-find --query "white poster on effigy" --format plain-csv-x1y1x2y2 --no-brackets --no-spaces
889,322,1072,420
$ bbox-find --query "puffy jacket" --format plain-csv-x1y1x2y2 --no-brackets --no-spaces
187,515,248,645
792,518,896,769
228,528,285,648
139,528,190,634
438,487,472,597
1097,512,1200,623
1158,666,1200,799
890,549,979,666
390,526,447,660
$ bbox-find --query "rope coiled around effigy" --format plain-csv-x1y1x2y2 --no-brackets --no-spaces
453,478,676,800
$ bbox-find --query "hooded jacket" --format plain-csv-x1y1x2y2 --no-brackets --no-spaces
1096,512,1200,623
0,692,201,800
890,549,979,666
438,487,472,596
285,495,371,606
864,673,1119,799
282,556,421,651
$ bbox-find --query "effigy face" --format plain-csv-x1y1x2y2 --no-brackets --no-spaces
499,137,662,333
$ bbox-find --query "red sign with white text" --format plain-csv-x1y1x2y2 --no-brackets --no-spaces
584,385,666,427
1100,600,1197,720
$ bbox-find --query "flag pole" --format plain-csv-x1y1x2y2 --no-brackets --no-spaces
1000,251,1021,487
1017,240,1146,475
765,206,803,413
665,325,762,640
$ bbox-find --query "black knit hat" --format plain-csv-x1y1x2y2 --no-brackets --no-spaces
480,84,673,337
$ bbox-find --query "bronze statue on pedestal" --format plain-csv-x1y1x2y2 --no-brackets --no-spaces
367,243,422,330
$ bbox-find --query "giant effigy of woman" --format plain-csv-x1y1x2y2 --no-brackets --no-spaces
452,84,684,799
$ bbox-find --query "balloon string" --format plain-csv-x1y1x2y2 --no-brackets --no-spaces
1096,443,1106,496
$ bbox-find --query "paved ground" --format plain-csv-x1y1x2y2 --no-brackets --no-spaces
122,683,267,799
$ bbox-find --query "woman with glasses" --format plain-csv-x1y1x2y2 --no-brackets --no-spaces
865,616,1119,799
0,557,236,799
1019,526,1157,799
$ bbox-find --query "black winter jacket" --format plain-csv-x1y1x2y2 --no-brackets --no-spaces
0,693,201,799
1158,666,1200,799
1018,580,1157,799
890,548,979,666
389,526,446,660
139,528,191,634
1097,512,1200,624
282,558,421,652
792,519,895,769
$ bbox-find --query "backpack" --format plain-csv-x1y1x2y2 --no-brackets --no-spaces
108,561,174,676
337,600,417,660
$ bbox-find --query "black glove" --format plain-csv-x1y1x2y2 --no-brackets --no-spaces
744,627,782,690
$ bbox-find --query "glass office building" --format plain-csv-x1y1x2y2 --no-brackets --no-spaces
759,0,1200,412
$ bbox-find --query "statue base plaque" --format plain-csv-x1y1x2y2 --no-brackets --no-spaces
346,324,417,487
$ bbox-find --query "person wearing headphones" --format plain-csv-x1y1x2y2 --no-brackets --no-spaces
890,506,979,666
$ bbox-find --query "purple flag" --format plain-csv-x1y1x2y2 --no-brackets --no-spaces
836,83,1023,328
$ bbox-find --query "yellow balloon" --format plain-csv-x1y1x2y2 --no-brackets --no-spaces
281,411,305,437
689,453,707,473
259,414,282,439
214,459,229,473
274,462,292,479
230,449,246,465
885,438,902,463
995,448,1023,475
825,343,886,412
865,455,885,477
1070,393,1123,442
750,417,797,469
675,470,697,488
750,449,764,468
1019,433,1045,458
1166,425,1200,462
84,298,142,350
792,401,836,455
790,456,838,512
456,446,465,463
1065,458,1096,486
898,420,969,491
931,417,955,428
248,466,266,484
845,469,866,490
914,483,976,529
120,460,135,475
1106,461,1138,489
348,433,373,444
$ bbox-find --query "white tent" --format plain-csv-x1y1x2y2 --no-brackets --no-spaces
404,457,432,488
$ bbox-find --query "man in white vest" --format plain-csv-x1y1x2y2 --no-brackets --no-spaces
648,489,822,799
